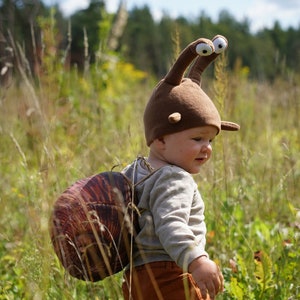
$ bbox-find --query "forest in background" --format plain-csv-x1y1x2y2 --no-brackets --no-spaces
1,0,300,83
0,1,299,299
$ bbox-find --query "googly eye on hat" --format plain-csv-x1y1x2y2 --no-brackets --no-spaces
143,35,240,146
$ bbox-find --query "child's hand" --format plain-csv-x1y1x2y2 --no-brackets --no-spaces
189,256,224,300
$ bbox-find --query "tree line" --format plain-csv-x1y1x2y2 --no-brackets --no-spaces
1,0,299,82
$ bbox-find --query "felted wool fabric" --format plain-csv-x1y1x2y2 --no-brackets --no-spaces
143,35,240,146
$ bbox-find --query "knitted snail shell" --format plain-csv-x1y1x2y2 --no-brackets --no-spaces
49,172,138,281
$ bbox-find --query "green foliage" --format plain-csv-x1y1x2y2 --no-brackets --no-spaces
69,0,107,55
197,60,300,300
1,1,300,81
120,6,300,80
0,4,300,300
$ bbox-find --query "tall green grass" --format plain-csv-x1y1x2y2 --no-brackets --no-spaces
0,32,299,299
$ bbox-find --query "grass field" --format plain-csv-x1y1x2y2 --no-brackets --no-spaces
0,48,299,299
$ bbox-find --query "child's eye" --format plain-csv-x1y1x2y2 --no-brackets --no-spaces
192,138,214,143
192,138,202,142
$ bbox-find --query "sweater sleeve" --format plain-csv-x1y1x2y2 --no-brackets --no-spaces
149,166,208,269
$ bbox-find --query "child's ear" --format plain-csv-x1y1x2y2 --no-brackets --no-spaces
153,136,166,149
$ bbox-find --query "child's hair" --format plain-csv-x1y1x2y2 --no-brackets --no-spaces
143,35,240,146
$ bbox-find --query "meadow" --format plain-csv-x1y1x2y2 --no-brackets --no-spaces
0,39,299,299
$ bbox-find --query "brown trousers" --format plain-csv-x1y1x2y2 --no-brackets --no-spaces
122,261,210,300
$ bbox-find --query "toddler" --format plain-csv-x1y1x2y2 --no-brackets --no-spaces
122,35,240,300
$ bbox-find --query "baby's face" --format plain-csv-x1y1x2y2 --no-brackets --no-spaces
161,126,218,174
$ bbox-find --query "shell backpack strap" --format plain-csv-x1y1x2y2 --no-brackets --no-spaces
121,156,162,293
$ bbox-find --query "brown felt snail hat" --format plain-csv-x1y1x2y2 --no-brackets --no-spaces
143,35,240,146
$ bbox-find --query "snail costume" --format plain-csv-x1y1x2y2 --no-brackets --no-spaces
49,36,239,289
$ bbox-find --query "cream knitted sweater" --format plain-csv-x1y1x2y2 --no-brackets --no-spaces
123,158,208,270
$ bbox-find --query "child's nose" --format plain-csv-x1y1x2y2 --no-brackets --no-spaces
201,140,212,151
